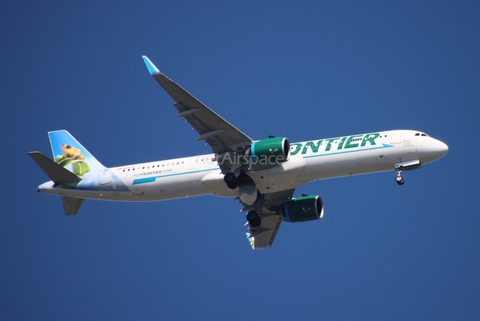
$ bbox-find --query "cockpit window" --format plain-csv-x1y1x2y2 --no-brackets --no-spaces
421,133,427,136
415,133,420,136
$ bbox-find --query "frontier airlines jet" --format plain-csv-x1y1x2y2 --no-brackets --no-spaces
29,56,448,249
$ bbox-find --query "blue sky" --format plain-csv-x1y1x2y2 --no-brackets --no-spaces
2,1,480,320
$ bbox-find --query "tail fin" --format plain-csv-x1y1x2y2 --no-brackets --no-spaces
48,130,105,176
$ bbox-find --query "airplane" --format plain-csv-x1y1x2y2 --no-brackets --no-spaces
28,56,449,249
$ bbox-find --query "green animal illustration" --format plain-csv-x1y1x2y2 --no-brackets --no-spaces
55,144,90,176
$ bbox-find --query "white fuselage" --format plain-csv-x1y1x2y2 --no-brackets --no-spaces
38,130,448,201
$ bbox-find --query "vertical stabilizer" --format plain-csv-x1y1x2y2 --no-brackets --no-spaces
48,130,105,176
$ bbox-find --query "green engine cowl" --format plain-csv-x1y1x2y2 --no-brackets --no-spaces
283,195,324,222
250,137,290,165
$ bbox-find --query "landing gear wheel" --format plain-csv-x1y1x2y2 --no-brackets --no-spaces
395,168,404,185
396,176,405,185
246,211,261,228
224,173,238,189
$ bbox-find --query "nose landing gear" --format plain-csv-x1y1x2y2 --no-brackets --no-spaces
395,167,405,185
395,171,405,185
394,160,422,185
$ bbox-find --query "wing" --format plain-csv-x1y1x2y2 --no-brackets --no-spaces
142,56,290,249
244,189,295,249
142,56,253,156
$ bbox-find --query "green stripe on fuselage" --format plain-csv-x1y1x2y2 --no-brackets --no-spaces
303,143,394,158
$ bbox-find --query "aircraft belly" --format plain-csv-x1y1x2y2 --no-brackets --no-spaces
128,171,216,200
40,170,217,202
200,171,237,197
297,145,417,181
247,156,306,194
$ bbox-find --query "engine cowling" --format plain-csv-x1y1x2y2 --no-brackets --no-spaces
250,137,290,165
283,195,324,222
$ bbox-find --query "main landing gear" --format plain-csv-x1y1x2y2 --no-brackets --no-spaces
224,172,238,189
395,168,404,185
246,211,261,228
224,172,262,227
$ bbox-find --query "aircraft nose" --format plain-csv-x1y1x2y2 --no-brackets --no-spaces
439,140,448,156
430,139,449,159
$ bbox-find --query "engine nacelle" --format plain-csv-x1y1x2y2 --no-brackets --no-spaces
283,195,324,222
250,137,290,165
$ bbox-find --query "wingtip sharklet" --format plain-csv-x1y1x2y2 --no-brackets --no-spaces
142,55,160,75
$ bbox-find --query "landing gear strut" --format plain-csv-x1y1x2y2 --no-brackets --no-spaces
246,211,261,227
395,169,404,185
224,172,238,189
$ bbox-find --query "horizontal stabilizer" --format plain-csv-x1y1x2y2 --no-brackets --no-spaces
28,151,82,184
62,196,84,215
